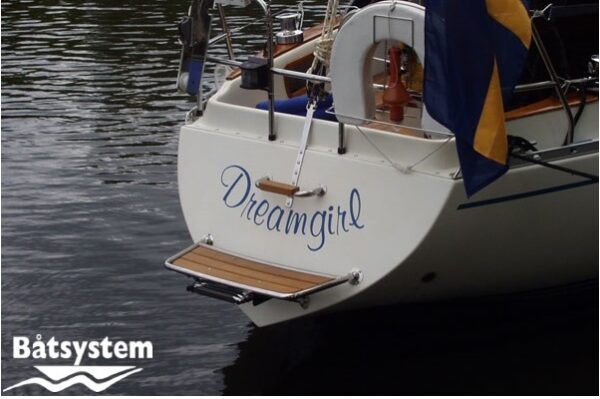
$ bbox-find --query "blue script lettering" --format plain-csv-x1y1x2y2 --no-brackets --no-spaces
221,165,250,208
349,188,364,229
309,211,327,251
219,165,364,251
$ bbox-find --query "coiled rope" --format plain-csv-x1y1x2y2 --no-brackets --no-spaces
307,0,339,96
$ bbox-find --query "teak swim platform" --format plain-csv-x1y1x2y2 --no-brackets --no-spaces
166,242,360,304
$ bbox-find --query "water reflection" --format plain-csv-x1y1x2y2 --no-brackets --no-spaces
1,0,336,395
223,288,598,395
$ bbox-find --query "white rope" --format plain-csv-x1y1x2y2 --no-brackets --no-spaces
355,125,412,174
354,125,454,174
308,0,339,75
407,136,453,169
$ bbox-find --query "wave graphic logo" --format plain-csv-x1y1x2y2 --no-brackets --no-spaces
4,335,152,393
3,366,143,393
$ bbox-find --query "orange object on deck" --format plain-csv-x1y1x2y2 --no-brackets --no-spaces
383,47,411,122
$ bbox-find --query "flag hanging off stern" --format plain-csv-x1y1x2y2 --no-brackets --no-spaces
424,0,532,196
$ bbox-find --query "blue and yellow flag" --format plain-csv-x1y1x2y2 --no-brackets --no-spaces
424,0,532,196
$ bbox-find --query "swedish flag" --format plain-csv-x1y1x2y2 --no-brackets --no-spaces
424,0,532,196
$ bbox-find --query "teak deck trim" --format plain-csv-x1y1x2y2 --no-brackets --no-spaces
505,93,598,121
227,21,340,81
167,244,335,295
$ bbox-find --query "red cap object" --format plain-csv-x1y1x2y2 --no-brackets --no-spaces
383,47,411,122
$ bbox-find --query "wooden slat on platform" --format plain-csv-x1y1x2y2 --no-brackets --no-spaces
171,245,333,294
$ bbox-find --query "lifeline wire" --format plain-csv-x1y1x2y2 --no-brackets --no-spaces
354,125,453,174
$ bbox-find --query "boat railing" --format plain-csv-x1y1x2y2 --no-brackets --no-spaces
323,107,455,140
514,78,598,94
209,0,361,143
527,3,599,145
203,2,598,150
529,7,574,145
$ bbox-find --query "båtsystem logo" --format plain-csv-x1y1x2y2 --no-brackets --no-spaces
3,334,153,393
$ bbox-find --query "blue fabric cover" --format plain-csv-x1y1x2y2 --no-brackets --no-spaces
256,94,337,121
186,59,203,96
423,0,530,196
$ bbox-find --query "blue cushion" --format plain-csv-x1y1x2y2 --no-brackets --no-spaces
256,94,337,121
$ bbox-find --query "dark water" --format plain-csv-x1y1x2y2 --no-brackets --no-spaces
1,0,597,395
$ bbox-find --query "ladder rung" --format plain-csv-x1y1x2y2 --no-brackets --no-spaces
256,178,299,196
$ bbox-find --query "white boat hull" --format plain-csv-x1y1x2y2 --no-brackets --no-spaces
177,108,598,326
172,0,598,325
